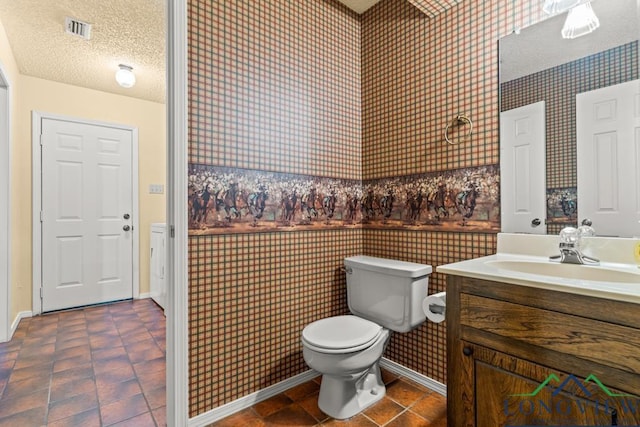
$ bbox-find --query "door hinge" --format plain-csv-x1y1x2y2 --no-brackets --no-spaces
39,134,43,146
40,211,43,222
170,225,175,238
40,287,43,300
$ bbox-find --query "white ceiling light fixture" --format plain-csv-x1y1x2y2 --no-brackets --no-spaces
561,2,600,39
115,64,136,88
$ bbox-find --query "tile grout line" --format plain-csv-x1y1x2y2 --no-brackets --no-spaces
44,341,54,426
0,300,166,426
89,311,107,427
133,308,162,427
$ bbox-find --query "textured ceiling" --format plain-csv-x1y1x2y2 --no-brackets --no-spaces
0,0,463,104
0,0,165,104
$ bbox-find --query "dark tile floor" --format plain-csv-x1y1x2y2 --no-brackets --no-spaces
0,299,447,426
0,299,166,427
209,369,447,427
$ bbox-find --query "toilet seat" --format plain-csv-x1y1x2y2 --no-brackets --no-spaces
302,315,383,354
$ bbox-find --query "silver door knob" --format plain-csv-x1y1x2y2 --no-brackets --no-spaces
581,218,592,226
123,225,131,231
531,218,541,227
123,213,130,219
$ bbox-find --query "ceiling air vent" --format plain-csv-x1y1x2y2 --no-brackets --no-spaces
65,17,92,40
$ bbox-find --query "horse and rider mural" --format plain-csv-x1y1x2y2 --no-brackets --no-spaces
547,187,578,223
187,164,501,235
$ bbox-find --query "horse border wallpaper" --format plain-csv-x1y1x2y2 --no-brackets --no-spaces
546,187,577,224
188,164,500,234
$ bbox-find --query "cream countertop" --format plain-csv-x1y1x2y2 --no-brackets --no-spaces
437,233,640,304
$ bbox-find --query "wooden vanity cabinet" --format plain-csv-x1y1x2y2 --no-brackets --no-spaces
446,275,640,427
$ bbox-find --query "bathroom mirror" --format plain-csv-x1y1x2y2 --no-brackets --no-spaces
499,0,640,237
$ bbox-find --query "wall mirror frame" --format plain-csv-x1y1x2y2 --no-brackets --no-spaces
498,0,640,237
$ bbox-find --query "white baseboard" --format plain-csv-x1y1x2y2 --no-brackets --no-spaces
187,359,447,425
138,292,151,299
9,311,32,341
188,369,319,427
380,357,447,396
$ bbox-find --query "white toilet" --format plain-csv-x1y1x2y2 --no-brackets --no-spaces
301,255,432,419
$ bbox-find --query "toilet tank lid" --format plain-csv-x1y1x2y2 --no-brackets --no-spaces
345,256,432,278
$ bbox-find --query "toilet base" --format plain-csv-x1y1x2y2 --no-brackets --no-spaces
317,362,386,420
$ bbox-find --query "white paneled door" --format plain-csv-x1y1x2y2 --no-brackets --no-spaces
500,101,547,234
41,118,134,312
577,79,640,237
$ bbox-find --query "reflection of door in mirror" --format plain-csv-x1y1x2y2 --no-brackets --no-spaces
498,0,639,237
576,79,640,238
500,102,546,234
500,40,638,236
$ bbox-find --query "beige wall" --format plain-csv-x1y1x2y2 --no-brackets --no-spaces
0,19,18,89
2,34,165,321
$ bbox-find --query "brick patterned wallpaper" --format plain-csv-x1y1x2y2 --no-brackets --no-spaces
185,0,601,418
188,229,362,413
362,230,496,381
359,0,547,385
361,0,505,179
360,0,487,386
187,0,362,416
407,0,465,18
188,0,361,178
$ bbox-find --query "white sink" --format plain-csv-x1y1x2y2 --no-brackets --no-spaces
485,259,640,284
437,234,640,303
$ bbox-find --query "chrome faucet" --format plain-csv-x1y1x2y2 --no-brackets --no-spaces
549,226,599,265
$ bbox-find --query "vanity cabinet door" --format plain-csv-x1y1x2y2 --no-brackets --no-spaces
446,275,640,427
462,342,633,427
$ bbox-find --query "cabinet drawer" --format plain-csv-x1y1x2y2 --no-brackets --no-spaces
460,293,640,374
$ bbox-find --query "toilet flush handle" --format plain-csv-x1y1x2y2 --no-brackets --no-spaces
340,266,353,274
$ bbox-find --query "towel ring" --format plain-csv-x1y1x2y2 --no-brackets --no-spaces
444,114,473,145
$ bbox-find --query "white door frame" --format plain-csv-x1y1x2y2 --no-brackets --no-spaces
32,112,140,315
0,62,11,342
167,0,189,425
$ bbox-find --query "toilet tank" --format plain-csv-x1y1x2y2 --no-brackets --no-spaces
344,255,432,333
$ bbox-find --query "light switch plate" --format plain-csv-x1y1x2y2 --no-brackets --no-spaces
149,184,164,194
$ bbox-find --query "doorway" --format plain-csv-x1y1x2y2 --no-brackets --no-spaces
0,0,185,422
32,112,140,314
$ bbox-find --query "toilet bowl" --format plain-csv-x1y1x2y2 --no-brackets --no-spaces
300,256,432,420
302,315,390,419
